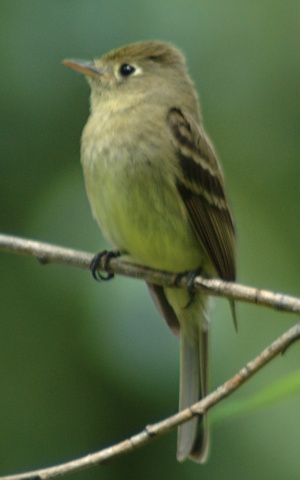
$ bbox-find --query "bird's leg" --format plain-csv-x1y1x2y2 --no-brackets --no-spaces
175,268,203,308
186,268,203,307
90,250,121,282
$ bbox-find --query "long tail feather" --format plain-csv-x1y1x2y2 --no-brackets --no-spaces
148,284,210,463
177,323,209,463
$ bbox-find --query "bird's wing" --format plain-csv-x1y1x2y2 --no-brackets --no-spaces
168,107,236,282
147,283,180,336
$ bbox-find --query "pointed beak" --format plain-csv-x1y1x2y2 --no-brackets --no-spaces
62,59,106,77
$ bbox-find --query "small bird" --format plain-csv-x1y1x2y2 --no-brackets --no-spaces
63,41,236,463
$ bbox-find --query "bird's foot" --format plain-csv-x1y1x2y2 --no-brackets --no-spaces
175,268,203,308
90,250,121,282
186,268,203,307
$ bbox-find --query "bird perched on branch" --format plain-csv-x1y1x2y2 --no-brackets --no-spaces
63,40,236,463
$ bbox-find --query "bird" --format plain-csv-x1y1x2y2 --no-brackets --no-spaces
63,40,236,463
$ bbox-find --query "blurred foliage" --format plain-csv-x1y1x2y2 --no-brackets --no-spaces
212,370,300,424
0,1,300,479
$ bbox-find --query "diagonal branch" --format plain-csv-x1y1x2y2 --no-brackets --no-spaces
0,323,299,480
0,232,300,478
1,233,300,315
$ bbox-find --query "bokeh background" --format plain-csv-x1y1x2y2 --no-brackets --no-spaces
0,1,299,479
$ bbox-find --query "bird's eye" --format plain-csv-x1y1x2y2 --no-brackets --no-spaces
119,64,136,77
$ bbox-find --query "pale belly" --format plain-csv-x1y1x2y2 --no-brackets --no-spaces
82,146,205,274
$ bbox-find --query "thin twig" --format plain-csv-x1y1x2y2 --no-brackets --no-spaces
1,232,300,478
0,324,300,480
0,323,299,480
1,233,300,315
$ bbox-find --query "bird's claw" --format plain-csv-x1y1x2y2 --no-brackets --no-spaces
175,268,203,308
90,250,120,281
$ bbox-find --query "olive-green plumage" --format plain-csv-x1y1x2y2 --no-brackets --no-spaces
63,41,236,463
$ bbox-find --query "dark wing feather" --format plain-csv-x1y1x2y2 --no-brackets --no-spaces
147,283,180,336
168,108,236,281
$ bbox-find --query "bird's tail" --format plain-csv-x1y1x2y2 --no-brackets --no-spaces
177,322,209,463
147,283,210,463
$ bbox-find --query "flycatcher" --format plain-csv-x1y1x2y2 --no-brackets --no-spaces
63,41,236,463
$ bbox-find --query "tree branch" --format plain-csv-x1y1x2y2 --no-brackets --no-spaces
0,323,299,480
1,233,300,315
1,232,300,478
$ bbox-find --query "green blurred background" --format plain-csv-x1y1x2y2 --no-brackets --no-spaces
0,1,299,479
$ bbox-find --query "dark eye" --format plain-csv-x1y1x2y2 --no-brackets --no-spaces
119,64,136,77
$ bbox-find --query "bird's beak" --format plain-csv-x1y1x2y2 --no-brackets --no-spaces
62,59,106,77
